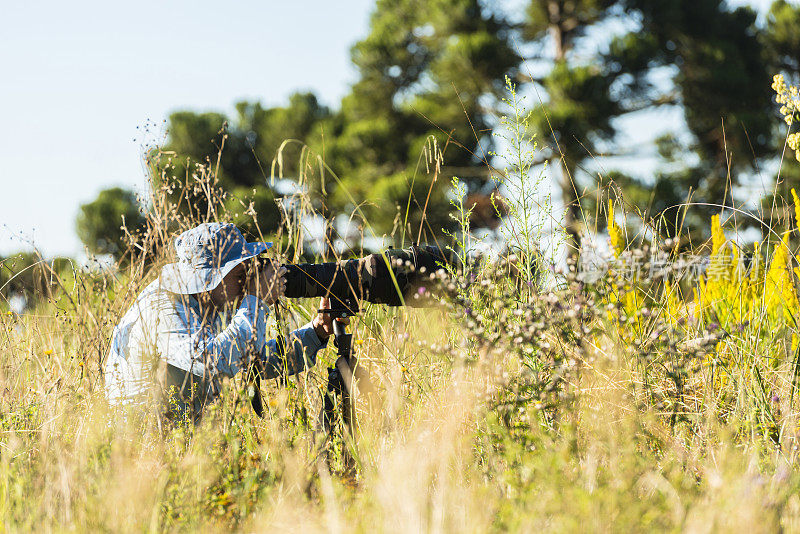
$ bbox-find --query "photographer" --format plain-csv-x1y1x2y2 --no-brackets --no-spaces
103,222,342,423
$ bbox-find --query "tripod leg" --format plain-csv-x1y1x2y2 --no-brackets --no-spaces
318,366,341,434
334,357,352,432
334,356,359,475
249,363,264,418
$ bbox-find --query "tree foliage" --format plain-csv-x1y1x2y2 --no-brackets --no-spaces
153,92,329,237
311,0,520,240
0,252,74,310
758,0,800,222
522,0,784,246
76,0,800,258
621,0,774,239
522,0,652,251
76,187,146,259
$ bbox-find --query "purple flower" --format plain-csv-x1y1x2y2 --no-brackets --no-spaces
418,287,427,295
737,321,750,332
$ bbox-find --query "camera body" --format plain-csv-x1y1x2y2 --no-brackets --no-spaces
276,245,459,312
247,245,458,420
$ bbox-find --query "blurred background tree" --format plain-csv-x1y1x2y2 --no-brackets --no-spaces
152,92,329,238
521,0,631,253
521,0,781,252
758,0,800,229
615,0,776,244
76,187,146,261
78,0,519,254
0,253,75,311
75,0,800,260
0,253,41,307
308,0,520,245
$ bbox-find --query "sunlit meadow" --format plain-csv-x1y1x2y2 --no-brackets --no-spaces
3,77,800,532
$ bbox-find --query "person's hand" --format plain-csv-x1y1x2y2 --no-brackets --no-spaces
312,297,350,341
247,259,286,305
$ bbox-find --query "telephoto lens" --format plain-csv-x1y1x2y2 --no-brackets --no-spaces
279,245,459,309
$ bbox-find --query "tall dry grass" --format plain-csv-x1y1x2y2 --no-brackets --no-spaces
6,84,800,532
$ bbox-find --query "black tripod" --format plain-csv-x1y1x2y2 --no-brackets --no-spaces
318,296,360,439
248,297,369,472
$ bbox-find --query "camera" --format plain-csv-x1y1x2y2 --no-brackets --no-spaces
246,244,459,419
272,245,460,312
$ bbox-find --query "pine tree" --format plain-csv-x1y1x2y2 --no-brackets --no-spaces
618,0,774,240
522,0,649,253
314,0,520,243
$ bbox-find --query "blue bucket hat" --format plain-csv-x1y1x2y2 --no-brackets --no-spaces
159,223,272,294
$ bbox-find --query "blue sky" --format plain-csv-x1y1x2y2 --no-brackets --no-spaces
0,0,779,258
0,0,374,257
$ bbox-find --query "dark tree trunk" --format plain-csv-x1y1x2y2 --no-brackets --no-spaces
559,158,582,257
548,2,582,257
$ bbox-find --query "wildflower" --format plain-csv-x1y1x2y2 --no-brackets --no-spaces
765,232,799,323
607,199,624,257
772,73,786,94
774,73,800,160
663,280,685,326
5,311,11,316
793,189,800,232
698,213,745,327
44,349,53,356
790,133,800,162
355,339,364,345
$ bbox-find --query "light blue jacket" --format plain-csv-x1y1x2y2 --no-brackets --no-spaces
104,279,326,407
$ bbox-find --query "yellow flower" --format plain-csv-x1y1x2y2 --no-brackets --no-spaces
773,74,786,93
663,280,685,325
765,232,799,323
710,214,725,254
607,199,624,257
698,213,743,326
792,188,800,232
44,349,53,356
790,133,800,152
355,339,364,345
5,311,11,316
774,73,800,160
